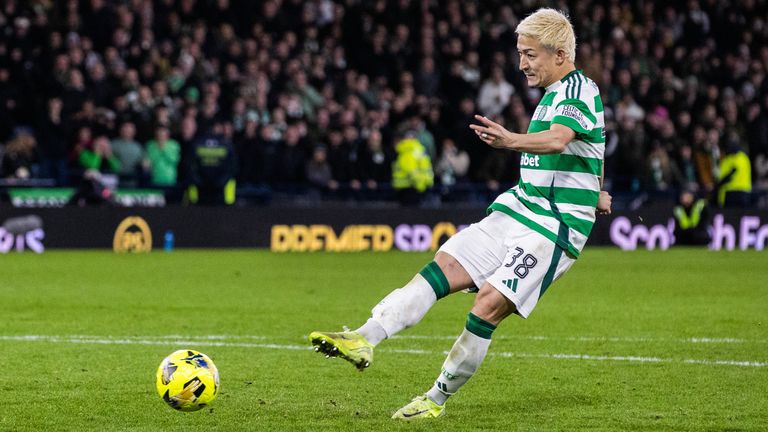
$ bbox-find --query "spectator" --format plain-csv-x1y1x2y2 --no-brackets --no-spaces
673,190,711,246
67,170,115,207
675,145,699,192
746,98,768,180
717,142,752,208
477,66,515,117
693,128,720,193
177,115,200,185
188,122,237,205
278,124,307,185
235,116,262,185
256,123,283,185
392,137,434,205
0,67,18,142
326,128,355,188
357,129,392,190
146,126,180,187
306,146,335,191
647,143,676,193
36,98,69,185
1,129,38,180
288,71,324,121
341,125,363,191
61,69,87,119
77,135,120,175
111,122,147,186
400,111,436,162
415,57,440,98
435,138,470,187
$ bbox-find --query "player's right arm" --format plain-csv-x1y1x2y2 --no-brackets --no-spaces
470,115,574,154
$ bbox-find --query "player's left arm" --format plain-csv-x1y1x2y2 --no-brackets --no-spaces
470,115,574,154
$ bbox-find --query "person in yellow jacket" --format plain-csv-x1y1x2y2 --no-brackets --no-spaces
392,137,434,205
717,143,752,207
673,190,711,246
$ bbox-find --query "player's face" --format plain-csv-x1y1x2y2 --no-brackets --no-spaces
517,35,558,88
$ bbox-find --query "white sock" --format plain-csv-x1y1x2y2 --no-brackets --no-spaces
356,318,387,346
426,316,495,405
356,274,437,344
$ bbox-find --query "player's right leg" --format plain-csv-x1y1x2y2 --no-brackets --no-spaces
309,251,475,370
310,215,509,370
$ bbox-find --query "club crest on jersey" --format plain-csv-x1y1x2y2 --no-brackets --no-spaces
533,105,548,121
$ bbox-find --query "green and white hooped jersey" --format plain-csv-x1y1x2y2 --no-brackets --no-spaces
488,69,605,258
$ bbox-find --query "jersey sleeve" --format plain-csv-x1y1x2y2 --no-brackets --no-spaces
551,98,597,135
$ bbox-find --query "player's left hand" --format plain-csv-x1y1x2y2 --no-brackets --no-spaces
470,115,515,149
597,190,612,215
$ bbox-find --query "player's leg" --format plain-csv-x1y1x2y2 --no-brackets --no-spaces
309,252,475,370
310,218,505,370
356,251,474,344
359,216,511,346
394,220,576,419
392,284,513,419
423,285,513,405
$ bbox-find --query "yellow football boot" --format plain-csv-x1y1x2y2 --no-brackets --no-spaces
309,330,373,371
391,395,445,420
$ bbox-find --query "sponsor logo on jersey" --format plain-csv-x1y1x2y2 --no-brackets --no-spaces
520,153,540,167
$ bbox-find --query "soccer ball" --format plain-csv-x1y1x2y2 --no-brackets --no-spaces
156,350,220,411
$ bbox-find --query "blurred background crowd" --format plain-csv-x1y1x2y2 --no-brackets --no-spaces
0,0,767,207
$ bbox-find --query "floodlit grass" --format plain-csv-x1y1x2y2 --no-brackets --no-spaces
1,249,766,431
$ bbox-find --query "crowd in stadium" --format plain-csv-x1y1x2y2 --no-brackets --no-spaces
0,0,766,206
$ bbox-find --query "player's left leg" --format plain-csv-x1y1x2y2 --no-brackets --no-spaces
392,284,513,420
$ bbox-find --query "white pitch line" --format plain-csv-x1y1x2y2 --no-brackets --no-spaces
0,335,306,351
391,334,764,344
492,352,768,368
35,334,271,341
0,335,765,368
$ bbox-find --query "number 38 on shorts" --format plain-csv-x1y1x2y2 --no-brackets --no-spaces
438,212,576,318
504,247,538,279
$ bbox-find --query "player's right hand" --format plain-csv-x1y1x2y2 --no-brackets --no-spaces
470,115,514,149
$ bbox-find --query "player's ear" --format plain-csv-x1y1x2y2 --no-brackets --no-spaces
555,49,566,65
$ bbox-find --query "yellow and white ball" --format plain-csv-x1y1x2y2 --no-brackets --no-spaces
156,350,219,412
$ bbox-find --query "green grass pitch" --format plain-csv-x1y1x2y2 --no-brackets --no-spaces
1,249,766,431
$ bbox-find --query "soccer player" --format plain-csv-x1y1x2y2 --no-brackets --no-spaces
310,8,612,420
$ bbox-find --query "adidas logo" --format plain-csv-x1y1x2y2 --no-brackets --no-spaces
502,279,518,293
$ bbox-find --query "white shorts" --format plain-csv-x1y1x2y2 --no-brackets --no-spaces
438,211,575,318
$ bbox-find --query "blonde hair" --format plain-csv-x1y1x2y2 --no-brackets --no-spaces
516,8,576,63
